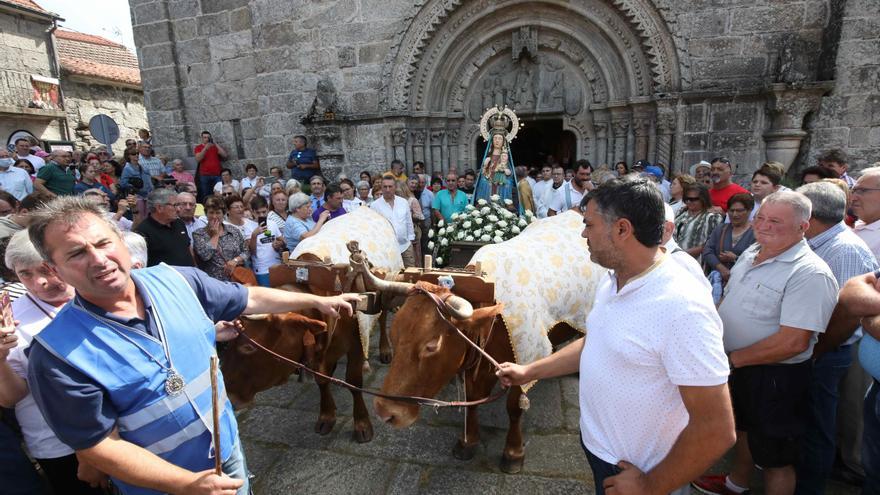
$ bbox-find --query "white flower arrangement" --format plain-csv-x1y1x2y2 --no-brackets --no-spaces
428,196,536,266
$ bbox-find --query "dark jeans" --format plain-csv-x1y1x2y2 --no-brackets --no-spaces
0,417,46,494
796,345,853,495
864,380,880,495
198,175,220,203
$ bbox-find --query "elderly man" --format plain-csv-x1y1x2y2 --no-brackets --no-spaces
136,142,164,187
134,188,194,267
0,230,107,493
694,191,838,495
793,182,878,494
431,171,468,222
371,175,415,267
13,137,45,172
24,196,358,495
852,166,880,258
0,149,33,200
707,157,748,213
176,191,206,242
35,150,76,198
498,178,735,495
308,175,326,210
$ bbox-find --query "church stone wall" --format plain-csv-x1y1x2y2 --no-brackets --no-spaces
130,0,879,181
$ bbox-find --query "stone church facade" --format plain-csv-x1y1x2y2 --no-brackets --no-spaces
130,0,880,179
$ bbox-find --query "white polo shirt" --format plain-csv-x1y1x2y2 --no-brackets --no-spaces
0,165,33,200
579,256,728,472
8,293,73,459
549,181,587,215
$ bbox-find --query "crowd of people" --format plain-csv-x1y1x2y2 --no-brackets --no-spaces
0,130,878,495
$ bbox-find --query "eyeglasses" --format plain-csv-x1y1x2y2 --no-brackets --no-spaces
684,197,701,202
852,187,880,196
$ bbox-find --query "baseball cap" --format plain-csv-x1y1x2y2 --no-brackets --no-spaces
633,159,650,169
644,166,663,178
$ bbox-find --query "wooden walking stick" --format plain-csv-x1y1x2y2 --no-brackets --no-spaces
210,356,222,476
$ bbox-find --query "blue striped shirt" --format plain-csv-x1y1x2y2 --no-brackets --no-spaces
808,222,879,345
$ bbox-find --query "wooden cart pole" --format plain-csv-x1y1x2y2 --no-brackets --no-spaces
210,356,222,476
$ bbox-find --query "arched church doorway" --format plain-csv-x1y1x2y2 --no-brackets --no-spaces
472,119,577,171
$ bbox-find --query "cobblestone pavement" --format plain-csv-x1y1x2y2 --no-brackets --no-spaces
236,337,861,494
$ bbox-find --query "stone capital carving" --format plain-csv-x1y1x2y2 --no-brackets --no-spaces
446,128,460,144
592,123,608,138
411,130,426,145
633,118,652,137
390,128,407,146
611,120,630,137
765,83,828,131
430,129,444,145
656,111,676,134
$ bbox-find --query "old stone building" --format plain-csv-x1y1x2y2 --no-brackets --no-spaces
130,0,880,179
56,29,149,150
0,0,66,145
0,0,148,151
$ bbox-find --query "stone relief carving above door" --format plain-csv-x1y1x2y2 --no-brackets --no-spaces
467,53,585,120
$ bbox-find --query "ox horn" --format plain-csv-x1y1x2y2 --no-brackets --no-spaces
444,294,474,320
241,314,269,321
351,257,413,295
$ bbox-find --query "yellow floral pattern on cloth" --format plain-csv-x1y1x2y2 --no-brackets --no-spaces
470,210,607,390
292,208,404,358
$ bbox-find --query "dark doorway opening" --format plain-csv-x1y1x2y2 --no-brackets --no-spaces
472,118,577,172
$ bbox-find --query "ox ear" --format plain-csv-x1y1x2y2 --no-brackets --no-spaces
455,303,504,342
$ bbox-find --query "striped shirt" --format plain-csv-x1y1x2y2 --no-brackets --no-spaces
808,222,879,345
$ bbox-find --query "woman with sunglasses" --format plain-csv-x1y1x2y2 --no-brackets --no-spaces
703,193,756,284
673,183,722,261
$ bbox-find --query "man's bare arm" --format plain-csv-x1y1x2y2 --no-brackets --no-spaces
729,326,812,368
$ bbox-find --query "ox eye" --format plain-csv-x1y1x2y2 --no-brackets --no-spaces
421,337,441,356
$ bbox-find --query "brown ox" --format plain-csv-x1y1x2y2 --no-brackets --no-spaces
223,260,388,443
368,275,578,473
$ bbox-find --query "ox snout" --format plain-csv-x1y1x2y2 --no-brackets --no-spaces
374,397,418,429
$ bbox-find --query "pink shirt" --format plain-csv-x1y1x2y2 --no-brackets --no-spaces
171,170,195,184
853,218,880,260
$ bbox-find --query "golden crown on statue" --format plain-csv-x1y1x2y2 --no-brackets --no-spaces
479,105,521,142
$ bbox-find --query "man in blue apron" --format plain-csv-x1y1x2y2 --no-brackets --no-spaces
25,196,358,495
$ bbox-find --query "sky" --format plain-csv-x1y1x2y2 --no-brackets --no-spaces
35,0,136,51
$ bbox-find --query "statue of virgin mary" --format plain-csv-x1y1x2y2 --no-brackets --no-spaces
473,106,522,213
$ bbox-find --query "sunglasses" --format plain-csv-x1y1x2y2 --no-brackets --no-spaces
222,192,234,196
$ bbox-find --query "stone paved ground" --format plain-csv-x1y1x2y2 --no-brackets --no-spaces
236,336,861,495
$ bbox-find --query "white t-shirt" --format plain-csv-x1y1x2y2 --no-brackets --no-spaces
548,181,586,215
240,176,259,191
213,179,241,194
532,179,553,217
579,257,728,471
15,153,45,171
8,293,74,459
224,218,258,240
250,222,282,274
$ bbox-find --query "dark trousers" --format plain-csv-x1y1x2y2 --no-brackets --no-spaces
581,440,620,495
864,380,880,495
198,175,220,203
796,345,853,494
0,418,46,494
37,454,106,495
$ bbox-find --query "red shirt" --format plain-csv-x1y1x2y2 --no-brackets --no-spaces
194,144,221,176
709,183,749,212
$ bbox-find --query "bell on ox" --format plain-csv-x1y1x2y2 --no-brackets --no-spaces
165,369,186,396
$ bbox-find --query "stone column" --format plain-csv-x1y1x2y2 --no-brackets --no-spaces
593,123,608,166
612,120,629,165
411,130,426,168
391,128,407,163
447,129,460,174
763,83,830,172
654,109,676,170
633,118,651,162
430,130,444,174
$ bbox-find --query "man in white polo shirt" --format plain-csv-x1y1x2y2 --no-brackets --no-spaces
371,175,415,267
497,177,734,495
